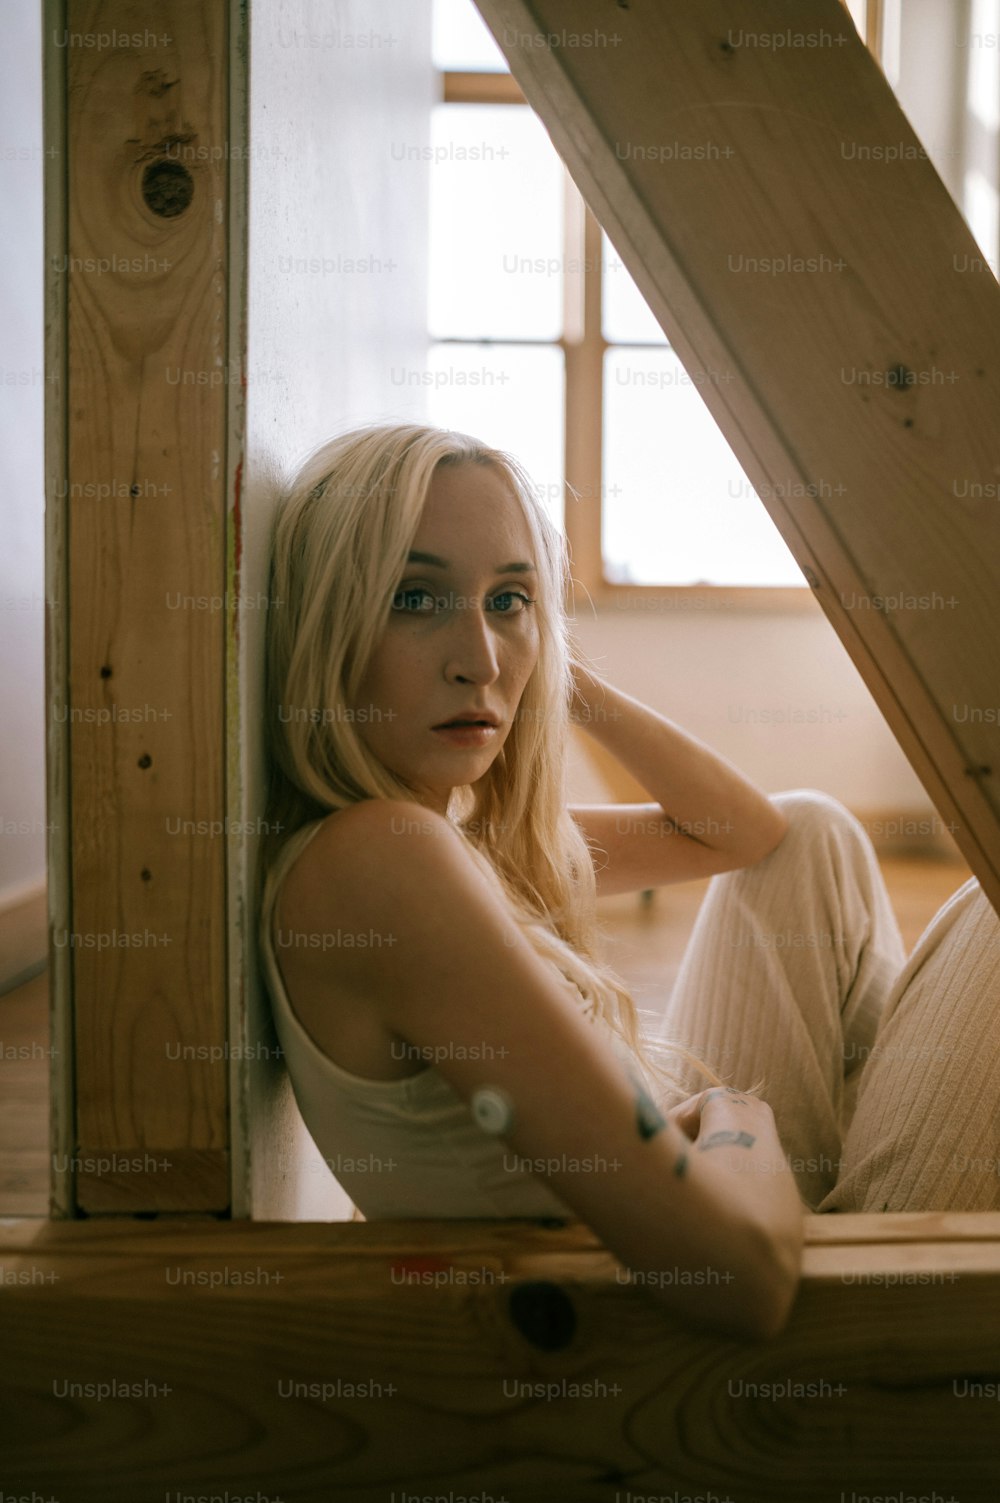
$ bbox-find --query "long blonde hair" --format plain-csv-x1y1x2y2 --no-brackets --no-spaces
258,421,730,1103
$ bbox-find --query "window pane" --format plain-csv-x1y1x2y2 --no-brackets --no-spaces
432,0,508,71
842,0,866,38
603,349,805,586
425,343,565,531
601,229,667,344
964,168,999,278
968,0,1000,130
428,105,564,340
881,0,901,87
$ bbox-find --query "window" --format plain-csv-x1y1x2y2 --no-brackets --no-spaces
425,99,565,533
428,0,895,604
964,0,1000,277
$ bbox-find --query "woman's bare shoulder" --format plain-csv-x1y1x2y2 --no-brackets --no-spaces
278,799,465,942
273,803,444,1076
308,798,454,863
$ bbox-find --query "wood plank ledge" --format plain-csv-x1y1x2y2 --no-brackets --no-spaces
2,1214,1000,1498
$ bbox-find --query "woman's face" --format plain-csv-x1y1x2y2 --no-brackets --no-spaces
352,461,542,815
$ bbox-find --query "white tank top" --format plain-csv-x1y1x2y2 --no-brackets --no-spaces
258,815,654,1220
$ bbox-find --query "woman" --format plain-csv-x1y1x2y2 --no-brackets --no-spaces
256,421,1000,1341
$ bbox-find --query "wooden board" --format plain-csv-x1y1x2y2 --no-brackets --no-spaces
2,1213,1000,1498
51,0,231,1210
45,0,74,1220
471,0,1000,915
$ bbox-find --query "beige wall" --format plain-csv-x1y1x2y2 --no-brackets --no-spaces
567,603,929,819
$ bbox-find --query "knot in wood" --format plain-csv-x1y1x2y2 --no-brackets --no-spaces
508,1280,576,1350
141,159,194,218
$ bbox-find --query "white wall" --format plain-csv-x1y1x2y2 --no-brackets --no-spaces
239,0,434,1219
0,3,46,910
566,601,929,816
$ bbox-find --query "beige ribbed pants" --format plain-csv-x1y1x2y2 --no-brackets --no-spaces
647,790,1000,1213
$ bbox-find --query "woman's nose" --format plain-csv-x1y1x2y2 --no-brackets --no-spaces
444,598,502,682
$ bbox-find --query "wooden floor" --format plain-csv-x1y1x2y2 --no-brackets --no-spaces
0,967,51,1216
0,854,972,1218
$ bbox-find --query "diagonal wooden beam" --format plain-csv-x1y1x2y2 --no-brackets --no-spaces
472,0,1000,913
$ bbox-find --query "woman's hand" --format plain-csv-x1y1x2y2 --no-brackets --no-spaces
666,1085,778,1153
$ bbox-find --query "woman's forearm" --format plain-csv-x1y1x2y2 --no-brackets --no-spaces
672,1160,803,1338
676,1111,804,1338
570,663,787,865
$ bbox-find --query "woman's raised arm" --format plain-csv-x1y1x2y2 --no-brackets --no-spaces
566,662,789,894
300,798,803,1340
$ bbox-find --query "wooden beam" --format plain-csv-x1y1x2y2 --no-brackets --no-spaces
866,0,885,57
51,0,231,1210
45,0,73,1221
471,0,1000,915
3,1213,1000,1496
442,68,525,103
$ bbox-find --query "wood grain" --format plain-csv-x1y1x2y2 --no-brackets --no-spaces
60,0,229,1209
2,1215,1000,1498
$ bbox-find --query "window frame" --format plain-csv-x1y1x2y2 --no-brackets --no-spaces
437,0,883,614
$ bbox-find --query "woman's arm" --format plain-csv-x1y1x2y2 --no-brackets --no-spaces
568,662,788,892
664,1085,804,1334
306,799,803,1340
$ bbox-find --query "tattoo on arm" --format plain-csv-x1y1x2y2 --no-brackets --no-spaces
703,1087,752,1106
623,1065,684,1174
626,1065,667,1142
698,1129,757,1152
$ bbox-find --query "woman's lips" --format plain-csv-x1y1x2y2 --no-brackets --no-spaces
431,723,498,747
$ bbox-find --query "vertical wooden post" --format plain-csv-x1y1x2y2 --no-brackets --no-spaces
50,0,231,1212
45,0,72,1218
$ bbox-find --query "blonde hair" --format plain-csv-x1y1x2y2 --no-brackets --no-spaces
258,421,736,1104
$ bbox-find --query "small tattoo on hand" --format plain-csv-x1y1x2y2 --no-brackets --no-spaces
698,1129,756,1152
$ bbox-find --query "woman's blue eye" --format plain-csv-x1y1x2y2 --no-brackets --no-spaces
390,587,536,615
391,587,437,613
488,590,535,614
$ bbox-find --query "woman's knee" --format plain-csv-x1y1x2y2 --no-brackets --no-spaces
768,788,870,857
772,787,859,829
